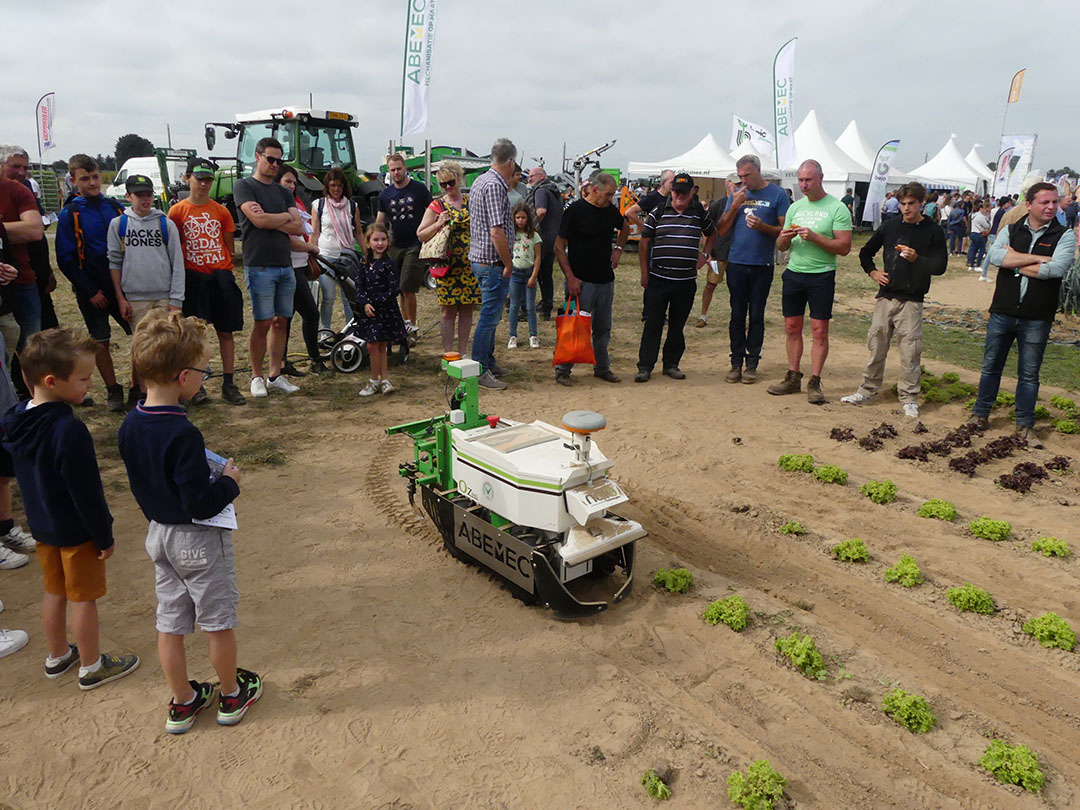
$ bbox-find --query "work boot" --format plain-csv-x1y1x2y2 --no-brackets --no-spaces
742,367,758,384
106,384,125,413
725,367,742,384
967,414,989,431
767,370,803,396
807,375,826,404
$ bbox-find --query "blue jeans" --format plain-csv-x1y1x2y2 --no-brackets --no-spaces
8,282,41,351
507,267,538,338
948,227,965,254
973,312,1052,427
470,262,510,372
557,280,614,376
317,273,354,330
726,263,774,368
244,266,296,321
967,233,987,267
980,235,997,276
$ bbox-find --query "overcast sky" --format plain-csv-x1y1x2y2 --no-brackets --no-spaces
3,0,1078,176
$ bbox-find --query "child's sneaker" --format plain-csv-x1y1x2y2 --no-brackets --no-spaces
45,643,79,678
507,335,518,349
78,652,140,690
217,668,262,726
380,380,394,395
1,525,36,552
166,680,216,734
0,545,29,569
359,379,380,397
529,336,541,349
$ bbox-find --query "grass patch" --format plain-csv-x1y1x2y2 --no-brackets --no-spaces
231,438,289,468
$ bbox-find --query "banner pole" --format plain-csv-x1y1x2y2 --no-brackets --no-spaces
399,2,409,138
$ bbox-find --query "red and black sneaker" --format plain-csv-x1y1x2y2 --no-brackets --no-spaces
166,680,216,734
217,668,263,726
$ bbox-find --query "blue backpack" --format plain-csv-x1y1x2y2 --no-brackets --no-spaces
118,213,169,249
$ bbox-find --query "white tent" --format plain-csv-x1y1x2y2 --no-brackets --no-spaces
626,133,736,178
787,110,870,197
906,136,986,191
964,145,995,183
835,120,914,184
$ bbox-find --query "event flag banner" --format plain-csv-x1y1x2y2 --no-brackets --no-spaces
861,140,900,224
730,114,775,159
993,146,1015,195
1007,69,1026,104
1005,134,1037,196
400,0,437,137
36,92,56,156
772,38,797,170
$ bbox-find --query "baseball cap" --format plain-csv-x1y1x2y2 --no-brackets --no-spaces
671,173,694,193
187,158,216,178
125,174,154,193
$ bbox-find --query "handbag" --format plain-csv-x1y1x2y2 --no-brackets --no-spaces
419,198,451,265
552,296,595,367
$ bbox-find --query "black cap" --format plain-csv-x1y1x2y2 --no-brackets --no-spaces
125,174,154,193
187,158,216,178
671,172,694,193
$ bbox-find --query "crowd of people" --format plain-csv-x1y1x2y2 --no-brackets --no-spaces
0,136,1077,735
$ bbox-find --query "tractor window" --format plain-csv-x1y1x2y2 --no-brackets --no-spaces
237,122,294,177
297,125,354,171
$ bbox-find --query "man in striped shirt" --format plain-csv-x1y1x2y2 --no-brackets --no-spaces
634,173,715,382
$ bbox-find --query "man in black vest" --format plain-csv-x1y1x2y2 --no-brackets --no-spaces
970,182,1077,438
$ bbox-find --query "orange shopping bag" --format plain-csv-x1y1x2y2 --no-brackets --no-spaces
552,296,595,366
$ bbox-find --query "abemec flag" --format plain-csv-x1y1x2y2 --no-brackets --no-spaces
400,0,437,137
37,92,56,153
1007,68,1026,104
730,114,775,159
772,37,797,169
862,140,900,224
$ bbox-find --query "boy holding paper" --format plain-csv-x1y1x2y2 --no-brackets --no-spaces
118,309,262,734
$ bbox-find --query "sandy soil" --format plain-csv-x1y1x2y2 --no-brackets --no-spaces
2,254,1079,809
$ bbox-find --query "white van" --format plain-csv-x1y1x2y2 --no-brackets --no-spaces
106,158,164,203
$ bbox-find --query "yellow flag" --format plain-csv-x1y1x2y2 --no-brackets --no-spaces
1008,69,1026,103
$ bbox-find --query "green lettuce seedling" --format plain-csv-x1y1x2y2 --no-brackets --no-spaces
882,688,935,733
884,554,923,587
980,740,1045,793
814,464,848,485
1031,537,1070,558
860,480,897,504
969,516,1011,542
918,499,957,521
1023,612,1076,651
1034,405,1052,420
727,760,786,810
653,567,693,593
641,769,671,800
1053,418,1079,435
779,521,807,535
775,631,827,680
832,538,869,562
946,583,996,614
1050,395,1077,411
703,595,750,631
777,453,814,472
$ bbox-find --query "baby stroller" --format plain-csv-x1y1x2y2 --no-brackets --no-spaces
313,250,410,372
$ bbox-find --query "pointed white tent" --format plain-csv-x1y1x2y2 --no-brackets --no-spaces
626,133,736,178
835,120,913,183
964,145,995,182
787,110,869,197
906,136,986,191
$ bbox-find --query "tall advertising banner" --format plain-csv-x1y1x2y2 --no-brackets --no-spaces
1007,69,1026,104
861,140,900,224
992,147,1015,196
1004,134,1037,196
730,114,775,160
36,92,56,157
400,0,437,137
772,38,797,170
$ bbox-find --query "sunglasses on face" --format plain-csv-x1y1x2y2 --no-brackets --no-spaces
258,153,283,166
439,179,457,188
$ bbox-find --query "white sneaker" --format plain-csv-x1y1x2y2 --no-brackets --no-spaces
529,336,541,349
0,546,29,570
0,628,29,658
267,375,299,394
359,379,380,397
250,377,268,398
507,336,518,349
380,380,394,395
840,392,871,405
902,403,920,419
1,525,35,552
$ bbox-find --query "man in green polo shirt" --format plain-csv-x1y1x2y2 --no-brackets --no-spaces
768,160,852,403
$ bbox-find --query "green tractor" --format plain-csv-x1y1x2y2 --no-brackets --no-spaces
203,107,384,221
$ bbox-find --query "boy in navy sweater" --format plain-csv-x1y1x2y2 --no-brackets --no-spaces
0,328,139,688
118,309,261,734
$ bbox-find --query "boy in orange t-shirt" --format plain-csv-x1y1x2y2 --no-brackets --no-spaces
167,158,246,405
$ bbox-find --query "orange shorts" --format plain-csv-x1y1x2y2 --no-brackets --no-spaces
36,541,107,602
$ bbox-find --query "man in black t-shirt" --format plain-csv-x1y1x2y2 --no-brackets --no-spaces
376,153,432,342
233,136,303,399
553,172,628,385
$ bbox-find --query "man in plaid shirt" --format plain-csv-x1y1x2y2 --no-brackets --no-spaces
468,138,517,390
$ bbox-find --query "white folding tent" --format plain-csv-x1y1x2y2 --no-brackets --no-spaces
906,136,987,192
626,133,736,178
964,145,995,184
787,110,870,197
835,120,914,184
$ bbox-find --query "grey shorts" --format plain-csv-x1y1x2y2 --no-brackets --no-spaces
391,244,426,293
145,521,239,635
